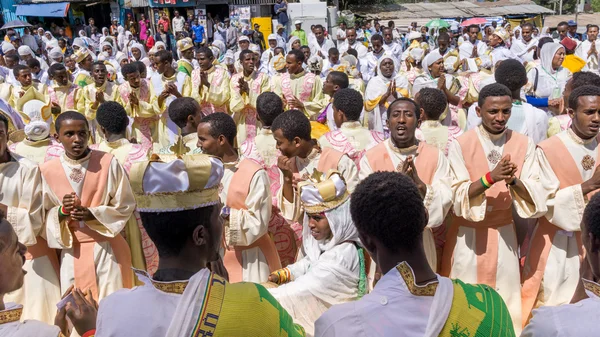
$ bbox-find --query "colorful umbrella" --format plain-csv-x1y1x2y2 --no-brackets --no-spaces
460,18,488,27
425,19,450,29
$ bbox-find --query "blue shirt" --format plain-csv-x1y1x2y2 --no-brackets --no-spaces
274,2,288,25
192,25,205,43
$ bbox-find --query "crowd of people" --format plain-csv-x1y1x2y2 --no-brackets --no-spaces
0,11,600,337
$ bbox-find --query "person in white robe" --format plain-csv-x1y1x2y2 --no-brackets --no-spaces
315,171,515,337
364,34,386,82
527,42,572,114
511,23,539,63
381,27,402,61
268,172,365,336
575,25,600,73
308,26,336,60
364,53,409,136
338,29,368,60
521,192,600,337
458,25,491,71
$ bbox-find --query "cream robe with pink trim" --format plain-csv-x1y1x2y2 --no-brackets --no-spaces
520,130,600,327
229,71,269,147
445,127,538,334
272,71,325,119
318,121,385,170
191,65,230,116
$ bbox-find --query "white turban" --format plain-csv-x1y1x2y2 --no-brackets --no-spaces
22,100,50,141
2,42,15,54
49,47,63,60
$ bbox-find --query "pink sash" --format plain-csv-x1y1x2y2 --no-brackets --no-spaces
48,85,78,110
281,72,316,102
325,129,384,169
192,67,229,116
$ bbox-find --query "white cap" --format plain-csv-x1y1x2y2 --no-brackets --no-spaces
408,31,421,41
17,45,34,57
238,36,250,43
268,34,277,40
295,20,303,25
1,42,15,54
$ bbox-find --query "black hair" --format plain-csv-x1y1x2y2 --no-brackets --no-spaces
494,59,527,92
55,110,89,133
196,46,213,58
12,64,29,77
168,97,200,128
92,61,106,69
121,62,139,78
521,22,534,30
200,112,237,145
288,49,305,63
333,88,363,121
557,21,569,28
569,85,600,111
328,71,349,89
571,71,600,89
351,172,427,252
274,47,284,55
48,63,66,77
26,58,40,69
4,54,19,63
535,37,554,60
478,83,512,107
0,113,8,131
438,32,450,42
239,49,254,62
132,61,146,75
371,34,383,43
155,50,173,63
588,24,599,32
584,193,600,239
96,101,129,134
386,97,420,118
468,24,480,32
256,92,283,127
140,206,215,258
328,48,339,56
271,109,311,141
314,24,324,32
415,88,447,120
346,48,358,59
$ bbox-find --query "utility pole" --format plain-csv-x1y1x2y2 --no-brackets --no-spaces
559,0,563,15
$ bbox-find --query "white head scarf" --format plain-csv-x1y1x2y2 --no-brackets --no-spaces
540,27,551,38
155,41,167,51
302,200,359,262
130,43,147,61
224,49,235,65
212,40,226,55
42,31,55,44
376,53,399,84
287,36,300,51
17,45,34,57
100,41,115,57
422,50,443,78
540,42,563,74
1,42,15,54
72,37,87,50
49,47,63,61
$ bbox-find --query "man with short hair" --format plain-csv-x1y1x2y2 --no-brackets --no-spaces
382,27,402,61
191,18,206,48
191,47,230,116
9,65,47,111
316,71,349,130
511,23,539,63
158,97,203,154
445,83,539,334
556,21,570,42
320,48,342,79
319,87,383,168
273,49,325,118
315,171,515,337
47,63,79,115
364,34,385,81
225,18,238,51
458,24,491,71
521,85,600,327
432,32,453,57
172,11,185,35
576,24,600,73
416,87,463,156
308,25,335,60
338,28,368,60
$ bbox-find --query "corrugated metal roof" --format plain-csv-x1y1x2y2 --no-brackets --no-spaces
352,0,554,20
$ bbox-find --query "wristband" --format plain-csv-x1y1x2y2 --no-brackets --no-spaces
485,172,495,185
58,206,68,217
480,174,492,189
82,330,96,337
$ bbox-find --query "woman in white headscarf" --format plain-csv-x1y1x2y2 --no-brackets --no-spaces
526,42,572,114
41,31,57,51
287,36,301,52
79,30,95,52
223,49,236,76
268,172,366,336
99,27,111,45
130,43,150,67
364,53,410,136
98,41,119,70
211,40,226,61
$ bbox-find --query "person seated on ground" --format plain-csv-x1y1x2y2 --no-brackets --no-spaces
267,171,367,335
95,153,305,337
315,171,515,337
0,210,97,337
521,192,600,337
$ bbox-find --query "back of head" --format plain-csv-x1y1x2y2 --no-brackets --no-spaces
256,92,283,127
437,32,450,42
96,101,129,135
346,48,358,59
494,59,527,92
478,83,512,107
132,61,146,75
168,97,199,128
333,88,363,121
583,193,600,255
26,58,40,70
55,110,88,133
569,85,600,111
328,71,349,89
288,49,305,63
572,71,600,89
121,62,139,78
200,112,237,145
415,88,447,120
537,37,554,50
350,172,427,253
272,109,311,141
4,54,19,66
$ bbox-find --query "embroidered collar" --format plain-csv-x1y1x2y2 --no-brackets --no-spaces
583,279,600,299
396,261,438,296
182,133,198,144
105,138,130,149
205,65,216,74
389,138,418,154
477,124,506,142
62,151,92,165
134,269,189,294
22,138,51,147
258,128,273,136
299,147,320,164
421,120,442,129
341,121,363,130
289,70,306,80
0,305,22,325
567,128,597,145
95,82,107,91
162,73,178,82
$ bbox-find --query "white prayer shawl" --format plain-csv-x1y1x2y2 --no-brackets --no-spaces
511,37,539,63
0,303,60,337
527,43,572,99
382,41,403,61
150,71,188,147
364,55,409,135
164,269,212,337
412,51,455,97
96,270,188,337
314,263,453,337
458,39,491,69
270,201,361,335
309,39,336,59
338,41,368,60
575,39,600,73
364,50,385,82
491,45,522,64
466,101,549,144
521,279,600,337
521,131,600,308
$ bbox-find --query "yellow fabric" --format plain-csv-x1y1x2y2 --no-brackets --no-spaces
547,116,562,138
310,121,329,140
75,72,94,88
562,54,586,74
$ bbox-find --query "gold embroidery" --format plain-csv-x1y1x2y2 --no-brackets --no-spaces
582,155,595,171
567,128,596,145
583,279,600,298
150,280,189,294
396,261,438,296
487,149,502,164
0,307,22,324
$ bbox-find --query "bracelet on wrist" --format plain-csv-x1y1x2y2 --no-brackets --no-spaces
480,173,493,189
508,177,517,186
485,172,495,185
82,329,96,337
58,206,68,217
